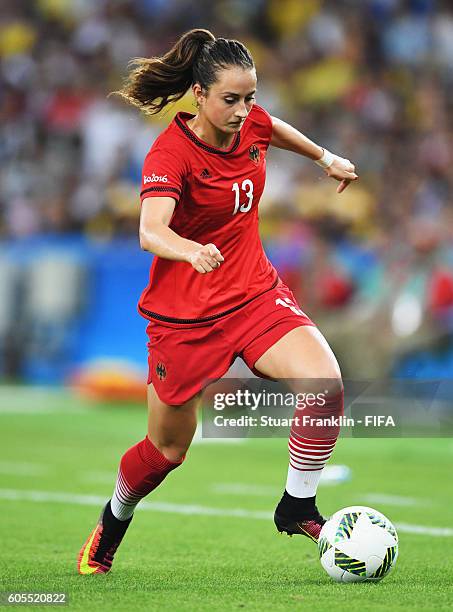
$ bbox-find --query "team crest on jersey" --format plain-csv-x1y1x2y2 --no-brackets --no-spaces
249,144,260,164
156,362,167,381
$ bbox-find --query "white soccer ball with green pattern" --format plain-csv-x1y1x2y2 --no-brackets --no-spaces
318,506,398,583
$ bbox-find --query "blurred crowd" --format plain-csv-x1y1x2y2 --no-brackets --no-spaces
1,0,453,378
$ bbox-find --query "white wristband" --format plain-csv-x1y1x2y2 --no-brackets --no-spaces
315,148,335,169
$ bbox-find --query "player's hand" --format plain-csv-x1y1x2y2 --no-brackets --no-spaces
325,156,358,194
187,243,224,274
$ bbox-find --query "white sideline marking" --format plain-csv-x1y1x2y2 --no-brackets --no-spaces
359,493,432,507
0,488,451,537
214,467,351,496
0,462,49,476
0,387,82,414
0,489,269,520
0,406,67,414
393,523,453,537
213,483,279,496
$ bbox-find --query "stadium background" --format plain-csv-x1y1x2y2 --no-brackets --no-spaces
1,1,453,610
1,0,453,387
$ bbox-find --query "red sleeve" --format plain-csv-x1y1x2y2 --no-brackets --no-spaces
140,138,187,204
249,103,273,148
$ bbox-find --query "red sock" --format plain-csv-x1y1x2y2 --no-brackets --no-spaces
286,386,343,497
110,436,183,520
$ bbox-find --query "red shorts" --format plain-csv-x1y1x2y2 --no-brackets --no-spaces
146,278,315,404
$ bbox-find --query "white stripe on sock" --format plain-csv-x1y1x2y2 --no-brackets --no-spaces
111,470,144,520
287,435,337,496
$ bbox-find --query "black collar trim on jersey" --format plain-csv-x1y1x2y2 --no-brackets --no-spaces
175,114,241,155
139,277,278,325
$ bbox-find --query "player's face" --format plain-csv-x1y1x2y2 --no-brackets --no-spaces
203,67,257,133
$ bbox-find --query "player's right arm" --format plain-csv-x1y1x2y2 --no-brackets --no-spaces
139,197,224,274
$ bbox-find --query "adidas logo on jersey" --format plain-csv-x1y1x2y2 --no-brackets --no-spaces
200,168,212,179
144,173,168,184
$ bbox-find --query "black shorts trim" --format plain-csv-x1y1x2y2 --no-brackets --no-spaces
139,277,279,325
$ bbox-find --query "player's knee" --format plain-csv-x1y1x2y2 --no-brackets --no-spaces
157,444,187,464
289,368,343,393
320,375,344,398
313,375,343,412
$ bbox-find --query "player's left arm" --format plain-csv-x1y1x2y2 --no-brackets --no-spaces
270,116,358,194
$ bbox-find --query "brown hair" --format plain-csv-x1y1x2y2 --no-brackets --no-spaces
113,28,254,115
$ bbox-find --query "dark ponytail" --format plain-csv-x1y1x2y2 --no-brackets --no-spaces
113,28,254,115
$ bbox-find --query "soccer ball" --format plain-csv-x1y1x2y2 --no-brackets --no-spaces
318,506,398,583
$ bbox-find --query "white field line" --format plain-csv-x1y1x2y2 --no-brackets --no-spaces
0,406,68,414
0,387,80,414
0,488,451,537
392,523,453,536
359,493,433,507
213,467,351,496
0,489,269,520
0,461,49,476
213,483,279,496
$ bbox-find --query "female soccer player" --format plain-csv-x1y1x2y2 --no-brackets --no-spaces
78,29,358,575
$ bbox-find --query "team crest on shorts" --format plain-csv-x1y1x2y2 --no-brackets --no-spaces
156,362,167,381
249,144,260,164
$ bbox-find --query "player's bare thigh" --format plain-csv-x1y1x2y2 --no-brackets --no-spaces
253,326,342,389
147,383,202,463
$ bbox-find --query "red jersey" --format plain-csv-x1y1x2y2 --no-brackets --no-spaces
138,103,278,324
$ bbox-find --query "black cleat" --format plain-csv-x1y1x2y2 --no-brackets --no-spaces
274,507,326,543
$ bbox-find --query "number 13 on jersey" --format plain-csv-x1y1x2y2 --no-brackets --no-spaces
232,179,254,215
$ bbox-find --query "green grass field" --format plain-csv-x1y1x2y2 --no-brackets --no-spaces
0,386,452,611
